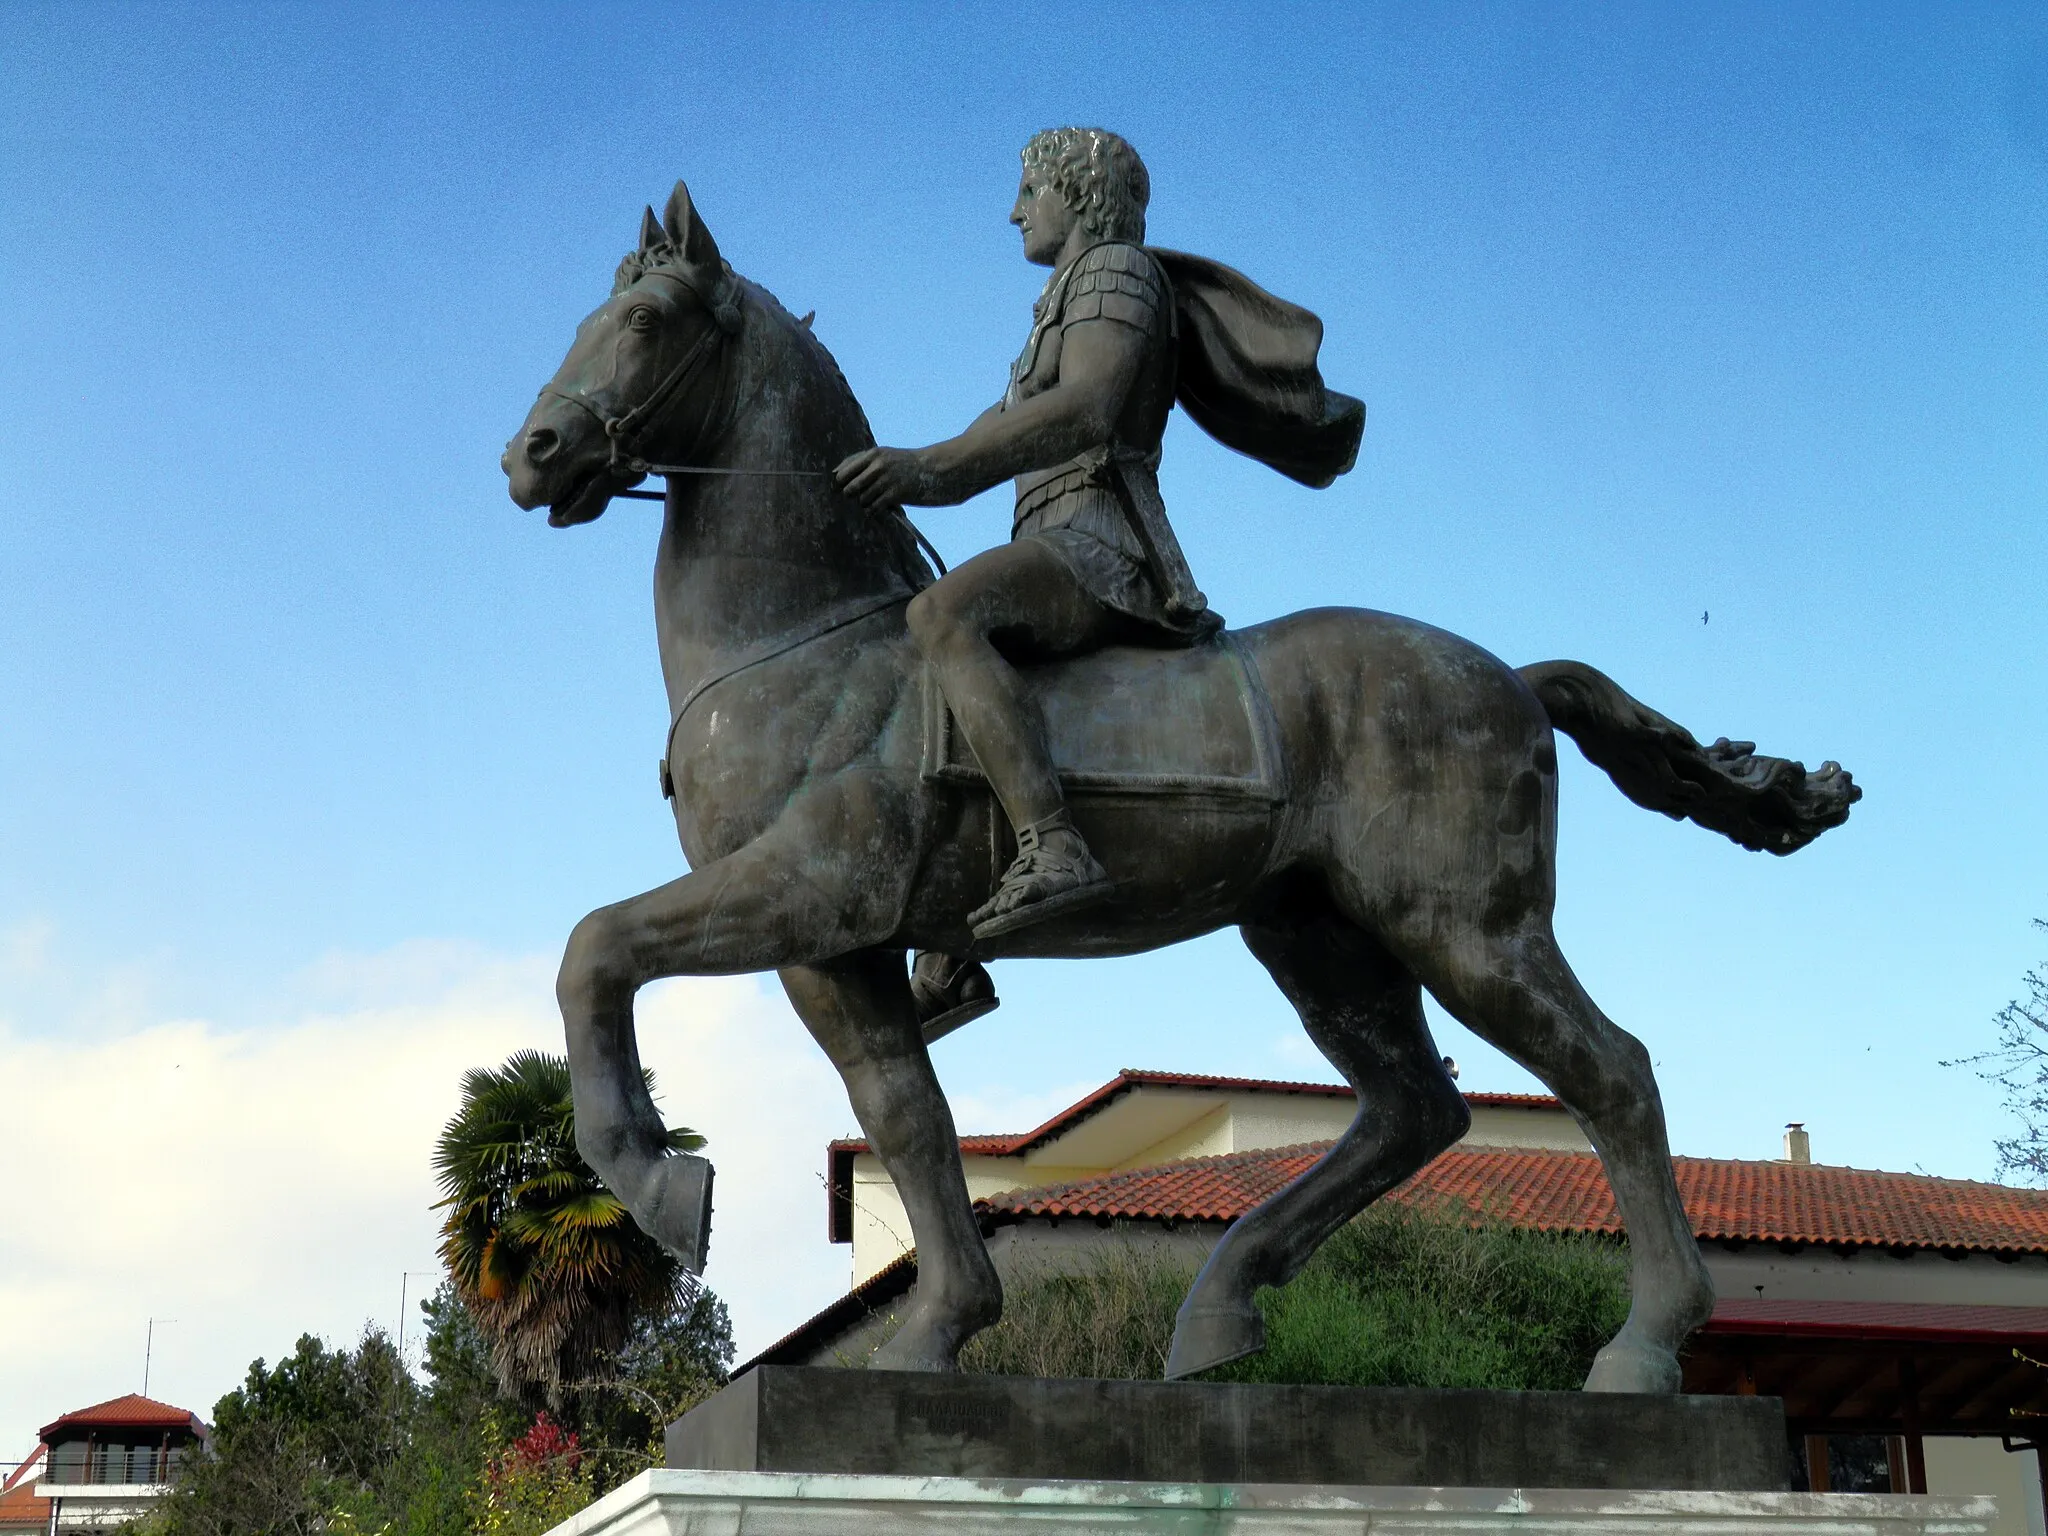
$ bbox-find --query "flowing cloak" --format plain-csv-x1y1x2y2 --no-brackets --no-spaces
1146,247,1365,489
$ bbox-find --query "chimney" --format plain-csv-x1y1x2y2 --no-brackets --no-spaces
1783,1123,1811,1165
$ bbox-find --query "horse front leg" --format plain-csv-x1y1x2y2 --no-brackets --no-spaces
781,951,1002,1371
554,795,910,1268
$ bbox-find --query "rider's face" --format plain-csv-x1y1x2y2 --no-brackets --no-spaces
1010,171,1075,267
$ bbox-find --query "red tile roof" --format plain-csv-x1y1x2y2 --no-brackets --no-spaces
39,1394,204,1440
0,1479,49,1530
757,1142,2048,1378
826,1071,1565,1240
980,1144,2048,1257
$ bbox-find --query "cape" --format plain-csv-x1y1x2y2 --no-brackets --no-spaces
1147,247,1364,489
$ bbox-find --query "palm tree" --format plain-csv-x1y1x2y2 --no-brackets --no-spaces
433,1050,702,1400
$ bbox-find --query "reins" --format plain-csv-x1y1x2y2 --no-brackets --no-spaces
547,266,951,579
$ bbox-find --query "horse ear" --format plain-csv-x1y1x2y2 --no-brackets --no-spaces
639,205,663,254
662,180,723,270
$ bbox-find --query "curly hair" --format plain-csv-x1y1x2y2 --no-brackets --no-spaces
1021,127,1149,245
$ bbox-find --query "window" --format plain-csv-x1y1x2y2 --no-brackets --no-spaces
1790,1433,1899,1493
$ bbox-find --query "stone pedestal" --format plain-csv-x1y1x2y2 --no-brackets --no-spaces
667,1367,1789,1491
551,1469,1994,1535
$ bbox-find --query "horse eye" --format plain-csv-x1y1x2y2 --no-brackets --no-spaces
628,306,657,331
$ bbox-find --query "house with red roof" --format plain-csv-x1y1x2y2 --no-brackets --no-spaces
829,1069,1587,1286
0,1394,206,1532
780,1070,2048,1531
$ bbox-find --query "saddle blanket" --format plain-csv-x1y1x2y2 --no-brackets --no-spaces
922,632,1282,804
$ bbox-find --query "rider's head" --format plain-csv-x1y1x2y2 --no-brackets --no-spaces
1020,128,1149,245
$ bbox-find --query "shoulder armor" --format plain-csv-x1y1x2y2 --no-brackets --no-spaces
1061,243,1164,330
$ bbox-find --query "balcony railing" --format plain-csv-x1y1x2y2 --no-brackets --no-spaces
39,1446,185,1486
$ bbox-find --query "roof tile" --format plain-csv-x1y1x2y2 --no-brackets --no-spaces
38,1394,204,1440
0,1481,49,1530
981,1145,2048,1256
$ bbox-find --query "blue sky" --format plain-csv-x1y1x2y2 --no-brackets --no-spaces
3,1,2045,1448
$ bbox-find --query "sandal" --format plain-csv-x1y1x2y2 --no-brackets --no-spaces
969,813,1113,942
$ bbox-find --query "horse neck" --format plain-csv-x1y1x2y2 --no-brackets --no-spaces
652,285,916,700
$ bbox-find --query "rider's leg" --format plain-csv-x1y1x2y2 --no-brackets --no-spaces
910,949,999,1041
908,539,1108,829
906,539,1119,935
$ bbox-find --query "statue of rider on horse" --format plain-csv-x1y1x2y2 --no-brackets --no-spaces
834,127,1365,1034
501,133,1857,1391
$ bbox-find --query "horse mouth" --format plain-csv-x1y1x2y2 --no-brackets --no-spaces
548,466,619,527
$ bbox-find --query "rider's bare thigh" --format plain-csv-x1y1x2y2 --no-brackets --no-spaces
906,536,1120,663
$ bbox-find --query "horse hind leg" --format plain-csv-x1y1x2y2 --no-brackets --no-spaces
1391,917,1714,1393
1165,884,1469,1379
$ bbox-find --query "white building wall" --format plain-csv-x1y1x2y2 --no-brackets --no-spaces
1122,1102,1237,1167
33,1483,168,1530
1462,1104,1591,1151
1705,1247,2048,1307
1924,1438,2045,1536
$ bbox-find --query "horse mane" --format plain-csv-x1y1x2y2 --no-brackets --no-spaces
608,239,935,594
736,271,937,595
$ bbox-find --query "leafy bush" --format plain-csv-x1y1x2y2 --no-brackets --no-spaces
562,1288,736,1476
955,1202,1631,1391
1216,1200,1631,1391
959,1241,1193,1379
145,1326,461,1536
146,1279,731,1536
467,1414,593,1536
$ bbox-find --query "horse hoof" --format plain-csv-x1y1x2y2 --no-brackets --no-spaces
1165,1304,1265,1379
638,1153,714,1272
1583,1336,1682,1394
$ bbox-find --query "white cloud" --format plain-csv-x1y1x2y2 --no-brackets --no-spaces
0,939,856,1461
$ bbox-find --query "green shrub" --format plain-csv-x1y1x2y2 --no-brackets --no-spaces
954,1203,1631,1392
959,1240,1195,1379
1216,1200,1631,1391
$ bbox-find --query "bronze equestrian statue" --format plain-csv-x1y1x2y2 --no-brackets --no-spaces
502,132,1858,1393
842,129,1368,1032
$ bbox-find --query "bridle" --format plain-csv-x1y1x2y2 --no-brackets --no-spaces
534,261,948,575
539,264,746,483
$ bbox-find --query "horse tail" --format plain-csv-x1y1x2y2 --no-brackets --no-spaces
1517,659,1860,855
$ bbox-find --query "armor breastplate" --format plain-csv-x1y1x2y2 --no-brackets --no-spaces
1006,242,1176,533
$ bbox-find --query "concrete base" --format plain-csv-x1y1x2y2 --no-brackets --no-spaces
551,1469,1995,1535
668,1367,1789,1491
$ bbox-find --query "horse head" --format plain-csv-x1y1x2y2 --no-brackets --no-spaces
503,181,742,528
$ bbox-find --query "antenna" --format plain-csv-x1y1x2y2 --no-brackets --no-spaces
143,1318,176,1397
397,1272,436,1362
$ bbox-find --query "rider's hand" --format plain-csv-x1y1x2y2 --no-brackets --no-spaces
833,446,942,509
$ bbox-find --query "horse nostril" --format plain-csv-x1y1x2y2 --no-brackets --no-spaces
526,427,561,464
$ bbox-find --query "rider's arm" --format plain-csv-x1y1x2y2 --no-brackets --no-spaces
922,321,1147,500
834,320,1148,509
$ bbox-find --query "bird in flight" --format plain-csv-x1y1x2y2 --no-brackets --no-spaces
1701,610,1709,626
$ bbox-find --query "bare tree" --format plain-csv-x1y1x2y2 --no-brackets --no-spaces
1950,921,2048,1183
